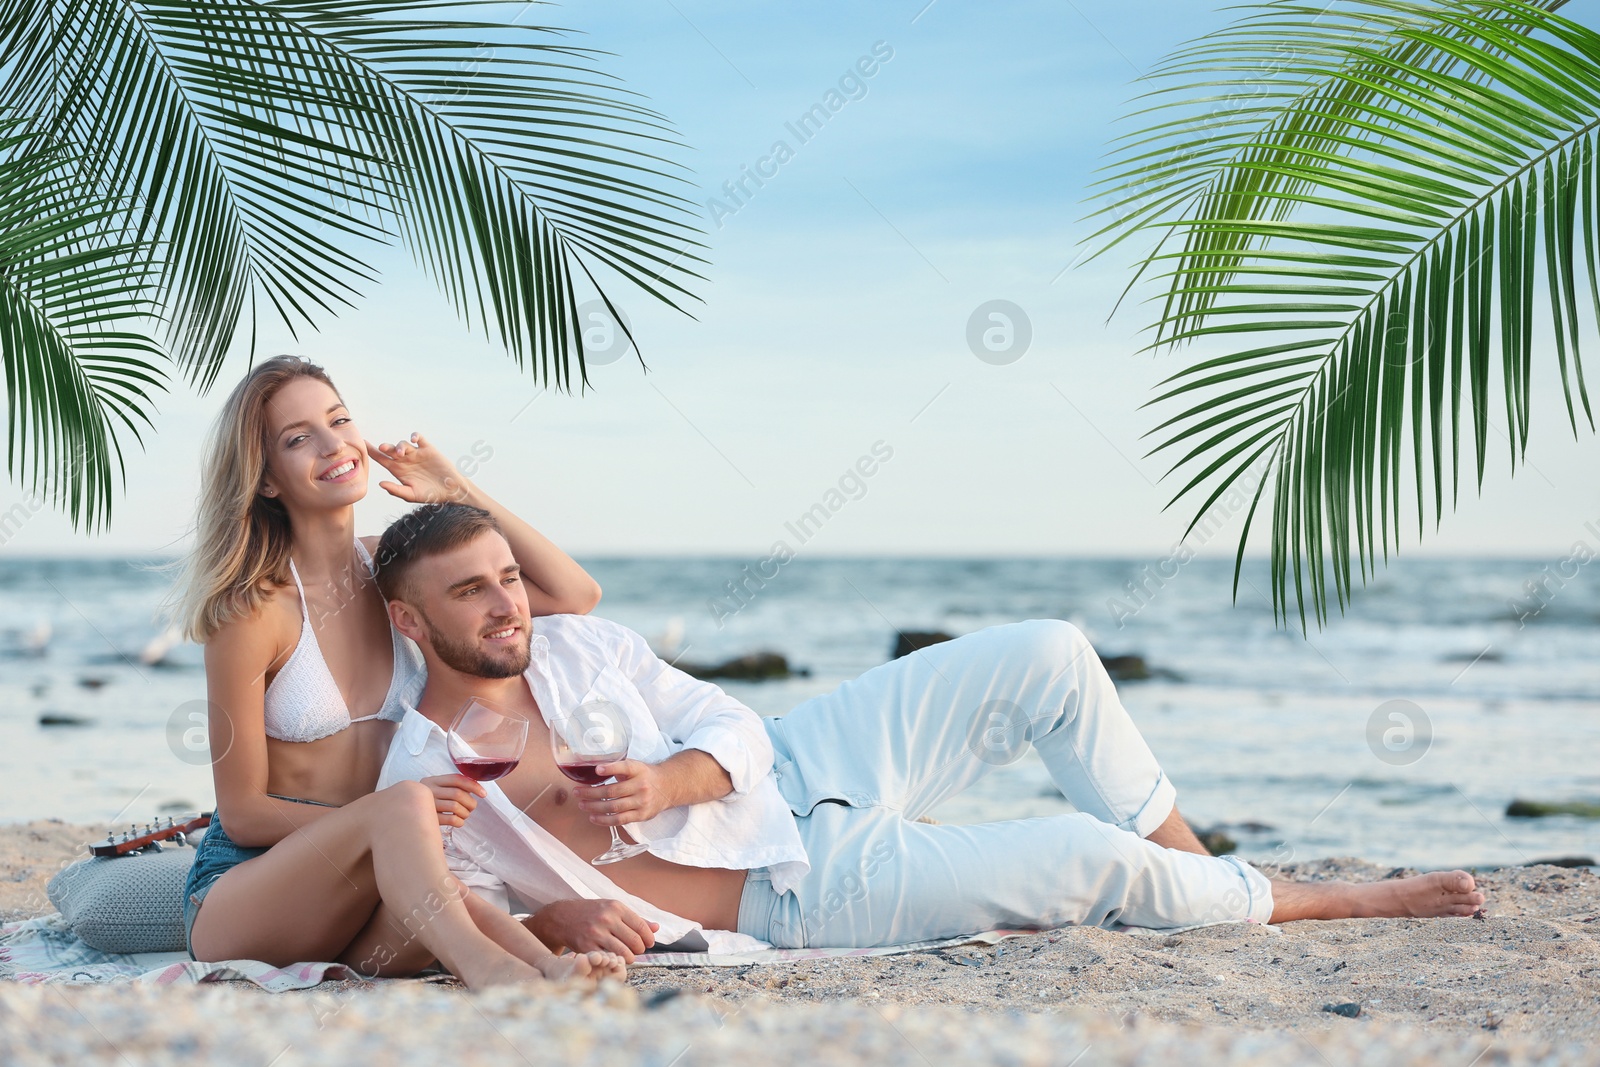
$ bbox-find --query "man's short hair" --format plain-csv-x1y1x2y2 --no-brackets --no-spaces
375,503,503,602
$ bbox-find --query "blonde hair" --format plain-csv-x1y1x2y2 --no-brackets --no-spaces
171,356,342,642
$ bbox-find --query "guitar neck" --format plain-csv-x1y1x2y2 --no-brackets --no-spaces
89,813,211,857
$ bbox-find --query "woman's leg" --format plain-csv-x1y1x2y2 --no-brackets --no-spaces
460,894,627,981
336,889,626,983
190,781,597,988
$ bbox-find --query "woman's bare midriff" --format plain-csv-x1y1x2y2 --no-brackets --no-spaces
263,719,398,807
256,574,401,808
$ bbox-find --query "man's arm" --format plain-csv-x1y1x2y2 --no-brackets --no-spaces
572,619,775,825
379,712,674,961
523,900,659,963
574,750,733,826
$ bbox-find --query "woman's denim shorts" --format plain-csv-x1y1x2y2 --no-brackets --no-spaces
181,795,334,958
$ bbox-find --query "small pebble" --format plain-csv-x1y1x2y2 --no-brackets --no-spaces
643,989,685,1009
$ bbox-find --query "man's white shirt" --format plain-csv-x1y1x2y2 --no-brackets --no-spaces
377,613,809,954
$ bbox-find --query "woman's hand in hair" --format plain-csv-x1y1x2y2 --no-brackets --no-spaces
370,432,602,616
366,433,474,506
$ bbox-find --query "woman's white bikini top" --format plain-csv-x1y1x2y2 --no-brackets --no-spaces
262,540,425,743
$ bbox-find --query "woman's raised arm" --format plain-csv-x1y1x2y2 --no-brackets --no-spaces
365,433,601,615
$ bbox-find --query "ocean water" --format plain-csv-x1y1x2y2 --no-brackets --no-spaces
1,555,1596,870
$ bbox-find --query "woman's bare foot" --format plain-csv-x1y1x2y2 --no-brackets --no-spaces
536,950,627,985
581,950,628,981
460,957,548,990
1269,869,1485,922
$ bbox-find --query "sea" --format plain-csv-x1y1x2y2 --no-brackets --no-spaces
2,555,1597,871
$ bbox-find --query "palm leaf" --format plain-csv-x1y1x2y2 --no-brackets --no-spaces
1091,0,1600,627
0,117,167,530
0,0,703,392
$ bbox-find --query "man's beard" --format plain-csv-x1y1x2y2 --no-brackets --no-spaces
423,614,532,679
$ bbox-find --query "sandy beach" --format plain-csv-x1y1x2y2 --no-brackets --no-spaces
3,820,1598,1065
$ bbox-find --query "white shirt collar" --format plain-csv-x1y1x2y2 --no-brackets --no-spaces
399,702,435,757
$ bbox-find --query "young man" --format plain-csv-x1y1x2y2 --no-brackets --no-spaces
376,504,1486,961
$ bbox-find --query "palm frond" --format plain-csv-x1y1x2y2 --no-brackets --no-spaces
0,0,703,392
278,1,706,389
0,117,167,529
1092,0,1600,627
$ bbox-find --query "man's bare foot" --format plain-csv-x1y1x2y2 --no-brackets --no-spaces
537,950,627,985
1269,869,1485,923
1347,870,1485,919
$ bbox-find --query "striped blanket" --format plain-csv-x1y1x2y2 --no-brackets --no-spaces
1,913,1025,988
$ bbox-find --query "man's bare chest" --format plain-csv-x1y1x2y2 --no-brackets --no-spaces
496,718,604,839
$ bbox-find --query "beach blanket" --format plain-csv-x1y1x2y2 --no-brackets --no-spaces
0,915,364,989
1,914,1029,987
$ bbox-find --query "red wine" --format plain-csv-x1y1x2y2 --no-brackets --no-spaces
454,756,520,782
557,761,612,787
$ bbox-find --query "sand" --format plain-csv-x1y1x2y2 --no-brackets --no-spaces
3,820,1598,1065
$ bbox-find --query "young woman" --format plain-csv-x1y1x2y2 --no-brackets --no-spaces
172,355,621,988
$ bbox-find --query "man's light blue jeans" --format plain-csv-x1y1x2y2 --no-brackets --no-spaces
736,620,1274,948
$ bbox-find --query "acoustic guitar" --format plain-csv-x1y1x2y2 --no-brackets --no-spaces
88,814,211,857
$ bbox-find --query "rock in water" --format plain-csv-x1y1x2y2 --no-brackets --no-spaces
1188,824,1238,855
1506,798,1600,819
892,631,954,659
39,713,93,727
885,629,1181,683
1525,856,1596,868
1442,648,1504,663
1100,653,1186,683
677,652,800,682
1101,654,1151,680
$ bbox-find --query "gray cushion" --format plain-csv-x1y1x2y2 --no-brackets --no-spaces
46,844,197,954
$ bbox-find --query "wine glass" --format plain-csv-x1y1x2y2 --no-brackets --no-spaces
550,700,649,865
444,697,529,844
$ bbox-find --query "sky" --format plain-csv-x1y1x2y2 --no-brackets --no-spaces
4,0,1599,559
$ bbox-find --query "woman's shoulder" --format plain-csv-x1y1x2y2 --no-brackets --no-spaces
206,579,301,657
